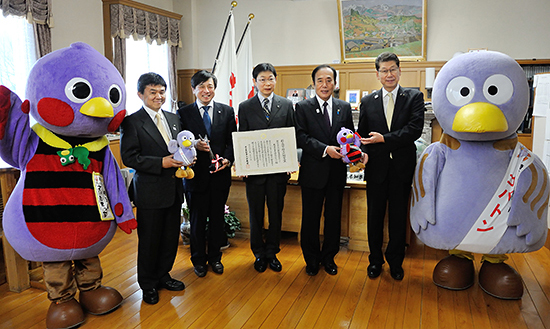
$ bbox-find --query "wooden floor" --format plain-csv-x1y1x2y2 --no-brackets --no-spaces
2,230,550,329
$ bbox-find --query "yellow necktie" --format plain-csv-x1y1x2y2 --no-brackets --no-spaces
156,112,170,145
386,92,394,129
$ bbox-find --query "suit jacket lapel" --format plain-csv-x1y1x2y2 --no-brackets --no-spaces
138,108,168,149
269,95,282,124
164,110,180,139
330,99,342,137
249,95,269,124
392,86,405,125
189,103,209,139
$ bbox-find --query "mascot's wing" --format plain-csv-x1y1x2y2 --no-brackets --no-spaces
103,149,137,234
507,155,549,247
410,142,446,234
168,139,178,154
0,86,37,168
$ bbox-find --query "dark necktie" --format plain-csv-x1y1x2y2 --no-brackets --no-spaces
323,101,331,132
202,106,211,136
263,98,270,120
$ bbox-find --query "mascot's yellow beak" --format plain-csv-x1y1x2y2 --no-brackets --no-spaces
182,139,192,147
452,102,508,133
346,133,353,139
80,97,114,118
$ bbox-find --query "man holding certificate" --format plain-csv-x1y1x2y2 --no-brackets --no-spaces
238,63,295,273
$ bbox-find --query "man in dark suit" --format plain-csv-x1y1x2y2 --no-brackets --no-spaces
357,52,425,280
120,72,185,305
178,70,236,278
238,63,295,273
295,64,357,276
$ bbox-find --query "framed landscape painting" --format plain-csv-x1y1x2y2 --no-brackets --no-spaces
337,0,427,62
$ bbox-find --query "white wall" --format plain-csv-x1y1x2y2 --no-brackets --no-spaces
50,0,174,54
49,0,550,69
178,0,550,69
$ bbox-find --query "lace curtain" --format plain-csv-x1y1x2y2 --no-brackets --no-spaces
109,3,181,112
1,0,52,57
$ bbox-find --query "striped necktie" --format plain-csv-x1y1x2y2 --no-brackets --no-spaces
263,98,270,120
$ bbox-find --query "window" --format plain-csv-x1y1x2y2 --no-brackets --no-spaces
0,12,38,100
125,38,172,114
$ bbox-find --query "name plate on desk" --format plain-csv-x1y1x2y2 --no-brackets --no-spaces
232,127,299,176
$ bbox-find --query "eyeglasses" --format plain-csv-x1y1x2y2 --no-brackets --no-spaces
378,67,399,76
257,77,276,84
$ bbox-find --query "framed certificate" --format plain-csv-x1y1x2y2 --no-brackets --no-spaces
232,127,299,176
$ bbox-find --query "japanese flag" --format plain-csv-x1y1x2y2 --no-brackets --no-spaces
213,12,239,109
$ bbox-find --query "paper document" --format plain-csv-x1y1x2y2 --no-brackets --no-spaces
232,127,299,176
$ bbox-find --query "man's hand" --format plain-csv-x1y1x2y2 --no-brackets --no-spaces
196,140,210,152
361,132,385,145
162,154,184,168
326,145,343,159
211,158,231,173
361,152,369,164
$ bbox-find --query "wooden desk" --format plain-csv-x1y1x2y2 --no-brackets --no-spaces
0,166,30,292
227,173,391,252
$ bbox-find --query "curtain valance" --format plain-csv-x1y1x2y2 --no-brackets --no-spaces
110,3,181,47
0,0,52,26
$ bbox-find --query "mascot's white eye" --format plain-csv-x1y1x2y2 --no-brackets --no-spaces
109,84,123,107
446,76,475,107
68,155,75,162
65,77,93,103
60,157,67,164
483,74,513,105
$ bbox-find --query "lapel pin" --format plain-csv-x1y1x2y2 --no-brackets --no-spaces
337,109,340,115
316,109,320,114
374,94,379,99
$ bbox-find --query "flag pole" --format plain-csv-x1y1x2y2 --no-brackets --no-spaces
236,13,254,54
212,1,238,72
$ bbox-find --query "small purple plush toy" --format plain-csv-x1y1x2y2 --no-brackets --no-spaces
168,130,197,178
336,127,364,172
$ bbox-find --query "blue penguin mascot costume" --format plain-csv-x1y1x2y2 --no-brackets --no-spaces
0,42,137,328
411,51,549,300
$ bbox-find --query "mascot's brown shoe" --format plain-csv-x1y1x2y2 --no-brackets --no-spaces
433,255,475,290
478,261,523,300
46,298,85,329
79,286,123,315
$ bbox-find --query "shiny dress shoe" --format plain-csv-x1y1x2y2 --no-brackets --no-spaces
305,264,319,276
367,264,382,278
46,298,85,329
268,257,282,272
211,261,224,274
159,278,185,291
142,288,159,305
79,286,123,315
254,257,268,272
324,261,338,275
194,265,207,277
390,266,404,281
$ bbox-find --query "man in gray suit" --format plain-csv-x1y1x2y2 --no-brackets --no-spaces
120,73,185,305
238,63,295,273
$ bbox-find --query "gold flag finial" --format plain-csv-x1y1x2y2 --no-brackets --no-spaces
248,13,254,20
